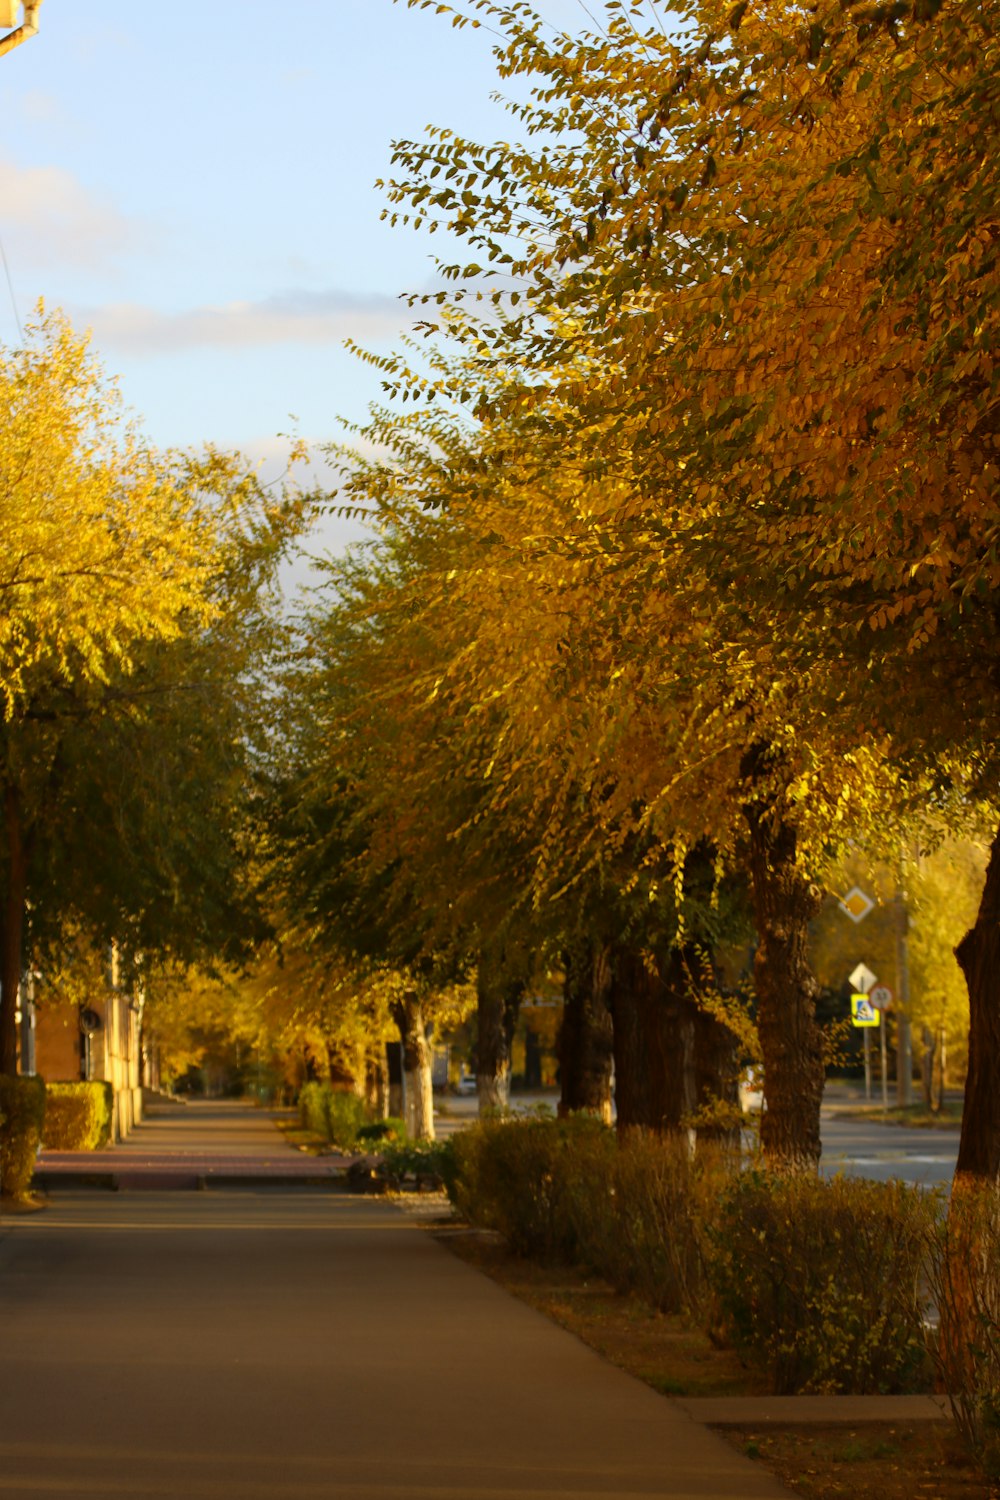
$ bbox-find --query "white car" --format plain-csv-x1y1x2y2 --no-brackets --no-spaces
739,1068,763,1112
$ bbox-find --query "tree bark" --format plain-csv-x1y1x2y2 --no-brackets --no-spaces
476,946,523,1113
608,944,696,1134
365,1045,390,1118
692,992,741,1148
0,785,29,1076
954,821,1000,1183
393,991,435,1141
558,937,614,1121
743,790,825,1171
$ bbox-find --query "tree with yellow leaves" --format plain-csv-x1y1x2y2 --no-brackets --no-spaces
375,0,997,1172
0,309,306,1074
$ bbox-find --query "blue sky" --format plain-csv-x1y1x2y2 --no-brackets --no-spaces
0,0,589,570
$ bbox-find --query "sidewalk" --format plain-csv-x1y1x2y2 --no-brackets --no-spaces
8,1103,958,1497
34,1097,356,1189
0,1186,796,1499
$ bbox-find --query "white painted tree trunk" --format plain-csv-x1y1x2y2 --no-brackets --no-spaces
407,1046,435,1141
477,1068,510,1113
399,991,435,1141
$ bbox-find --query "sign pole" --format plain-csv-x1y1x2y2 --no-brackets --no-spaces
880,1016,889,1110
863,1027,872,1102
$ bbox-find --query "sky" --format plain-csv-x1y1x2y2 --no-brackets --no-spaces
0,0,591,577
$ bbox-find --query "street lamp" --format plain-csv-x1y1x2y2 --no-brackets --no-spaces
0,2,42,59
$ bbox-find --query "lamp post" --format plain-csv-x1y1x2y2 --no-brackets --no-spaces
0,2,42,59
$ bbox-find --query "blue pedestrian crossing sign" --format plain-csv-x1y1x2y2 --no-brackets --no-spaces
851,993,880,1027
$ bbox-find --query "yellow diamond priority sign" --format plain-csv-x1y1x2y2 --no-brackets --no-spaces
840,886,875,923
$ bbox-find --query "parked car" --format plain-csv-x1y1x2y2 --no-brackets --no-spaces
739,1067,763,1113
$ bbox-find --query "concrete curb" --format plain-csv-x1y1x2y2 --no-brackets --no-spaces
674,1393,952,1425
33,1169,353,1192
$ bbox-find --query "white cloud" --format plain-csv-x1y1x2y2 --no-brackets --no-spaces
0,157,144,269
81,289,414,354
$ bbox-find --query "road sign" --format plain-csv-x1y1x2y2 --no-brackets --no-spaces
840,887,875,923
849,962,877,994
851,994,880,1027
869,984,893,1011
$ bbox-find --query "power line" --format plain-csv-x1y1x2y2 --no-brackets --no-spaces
0,231,23,342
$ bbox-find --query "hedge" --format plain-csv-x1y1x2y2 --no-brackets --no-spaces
0,1075,46,1199
298,1081,370,1149
444,1115,939,1396
42,1081,114,1151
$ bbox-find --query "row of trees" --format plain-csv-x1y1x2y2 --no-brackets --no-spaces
0,308,306,1076
266,0,997,1176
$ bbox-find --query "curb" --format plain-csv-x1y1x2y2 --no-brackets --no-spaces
674,1394,952,1425
33,1170,353,1192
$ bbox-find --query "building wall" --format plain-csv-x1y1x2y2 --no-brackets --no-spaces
32,986,144,1141
33,1001,84,1083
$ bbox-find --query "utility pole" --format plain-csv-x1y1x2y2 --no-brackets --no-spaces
895,871,913,1107
0,2,42,60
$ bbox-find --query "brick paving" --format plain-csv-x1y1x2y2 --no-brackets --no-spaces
34,1098,358,1187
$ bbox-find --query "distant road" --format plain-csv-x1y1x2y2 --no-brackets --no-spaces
435,1087,961,1189
820,1112,958,1189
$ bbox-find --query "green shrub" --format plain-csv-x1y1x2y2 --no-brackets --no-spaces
574,1130,731,1318
928,1186,1000,1478
707,1170,938,1394
0,1075,46,1199
356,1118,406,1146
379,1138,452,1189
447,1117,730,1316
42,1081,113,1151
298,1082,369,1149
298,1081,327,1137
447,1114,615,1261
323,1089,368,1149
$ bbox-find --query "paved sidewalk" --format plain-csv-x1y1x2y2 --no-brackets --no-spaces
0,1188,794,1499
14,1102,951,1498
34,1098,355,1189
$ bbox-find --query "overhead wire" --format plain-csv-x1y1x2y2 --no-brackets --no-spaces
0,230,23,342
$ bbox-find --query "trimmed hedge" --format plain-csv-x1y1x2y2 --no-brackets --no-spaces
708,1169,937,1394
0,1075,46,1199
42,1081,114,1151
447,1114,615,1261
444,1116,939,1396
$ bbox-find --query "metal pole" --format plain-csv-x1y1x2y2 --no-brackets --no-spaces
863,1027,872,1102
895,883,913,1107
880,1014,889,1110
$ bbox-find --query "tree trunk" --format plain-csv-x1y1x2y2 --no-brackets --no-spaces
608,944,696,1134
476,951,513,1112
394,991,435,1141
558,937,614,1121
0,785,29,1076
954,822,1000,1183
743,789,825,1171
365,1045,390,1118
692,998,741,1148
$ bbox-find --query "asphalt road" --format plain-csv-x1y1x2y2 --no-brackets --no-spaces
820,1113,959,1189
0,1189,789,1500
